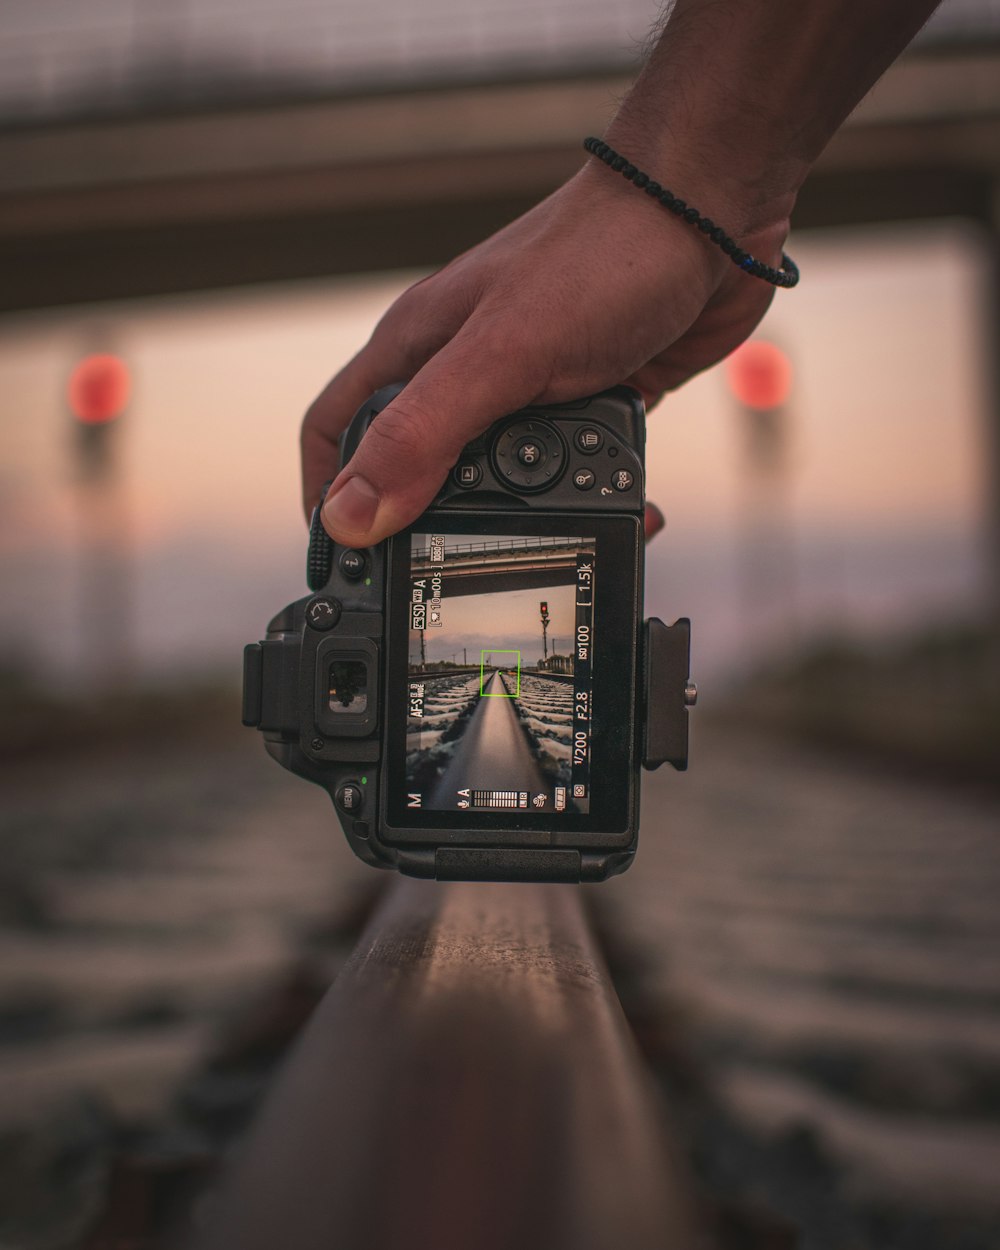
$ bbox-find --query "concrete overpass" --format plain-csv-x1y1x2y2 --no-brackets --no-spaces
2,46,1000,311
412,538,584,597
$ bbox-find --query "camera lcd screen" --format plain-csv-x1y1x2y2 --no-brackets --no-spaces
383,513,641,840
399,531,597,816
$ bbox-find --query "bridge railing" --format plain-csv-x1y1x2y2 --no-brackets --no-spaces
412,535,581,559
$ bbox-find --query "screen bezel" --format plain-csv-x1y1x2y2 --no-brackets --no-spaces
381,511,642,846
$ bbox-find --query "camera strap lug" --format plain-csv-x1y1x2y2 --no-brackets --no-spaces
242,643,263,727
242,638,300,736
642,617,692,772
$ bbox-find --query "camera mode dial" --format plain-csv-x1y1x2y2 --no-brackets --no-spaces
491,419,567,492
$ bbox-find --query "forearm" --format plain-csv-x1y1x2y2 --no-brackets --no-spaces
304,0,943,544
605,0,942,238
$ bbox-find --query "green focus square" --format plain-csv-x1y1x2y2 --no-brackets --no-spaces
480,650,521,696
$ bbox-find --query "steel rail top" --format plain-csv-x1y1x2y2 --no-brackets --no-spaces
192,880,712,1250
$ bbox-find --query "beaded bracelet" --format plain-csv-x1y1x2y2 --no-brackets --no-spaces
583,137,799,289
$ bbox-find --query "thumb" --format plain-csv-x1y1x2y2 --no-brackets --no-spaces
320,332,545,545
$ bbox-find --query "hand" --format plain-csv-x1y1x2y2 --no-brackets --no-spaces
301,160,786,546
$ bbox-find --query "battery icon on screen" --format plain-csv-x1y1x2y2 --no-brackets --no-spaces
555,787,566,812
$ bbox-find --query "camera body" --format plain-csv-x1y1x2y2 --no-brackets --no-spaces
242,384,693,882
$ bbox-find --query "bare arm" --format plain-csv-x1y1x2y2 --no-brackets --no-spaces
303,0,941,545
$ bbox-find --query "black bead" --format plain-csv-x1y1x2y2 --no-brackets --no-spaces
581,137,798,290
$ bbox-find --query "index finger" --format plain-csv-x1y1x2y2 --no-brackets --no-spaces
300,349,392,521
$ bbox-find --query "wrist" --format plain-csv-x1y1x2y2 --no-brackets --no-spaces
582,134,796,289
601,114,800,252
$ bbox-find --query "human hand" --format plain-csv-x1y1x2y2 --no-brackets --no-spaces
301,159,788,547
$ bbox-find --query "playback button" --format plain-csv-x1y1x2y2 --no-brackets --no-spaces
452,460,482,489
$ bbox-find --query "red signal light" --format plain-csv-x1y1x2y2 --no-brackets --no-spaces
725,340,792,411
68,353,131,424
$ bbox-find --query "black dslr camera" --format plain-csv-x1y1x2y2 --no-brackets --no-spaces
242,384,694,882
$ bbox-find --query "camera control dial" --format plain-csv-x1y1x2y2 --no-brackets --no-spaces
306,480,335,591
492,419,567,492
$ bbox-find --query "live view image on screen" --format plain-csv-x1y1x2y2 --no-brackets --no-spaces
403,533,596,815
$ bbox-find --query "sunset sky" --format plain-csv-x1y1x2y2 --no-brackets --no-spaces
415,582,579,669
0,218,990,687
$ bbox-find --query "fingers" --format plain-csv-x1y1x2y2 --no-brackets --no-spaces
300,349,387,519
644,501,665,543
300,279,471,519
320,325,546,546
311,313,669,548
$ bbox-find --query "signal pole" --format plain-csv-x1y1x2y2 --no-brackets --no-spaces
725,339,798,658
68,350,133,692
540,600,550,662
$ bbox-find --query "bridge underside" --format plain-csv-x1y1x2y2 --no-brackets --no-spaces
2,52,999,313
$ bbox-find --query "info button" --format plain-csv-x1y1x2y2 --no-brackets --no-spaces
339,549,366,580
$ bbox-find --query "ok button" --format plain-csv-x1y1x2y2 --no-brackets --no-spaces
515,439,546,469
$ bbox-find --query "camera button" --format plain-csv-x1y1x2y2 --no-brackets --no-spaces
336,782,364,815
612,468,635,492
339,548,366,580
573,468,596,491
515,439,546,469
452,460,482,489
575,426,604,454
306,596,342,631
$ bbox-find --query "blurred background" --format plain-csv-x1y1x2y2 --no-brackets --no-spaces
1,1,999,1246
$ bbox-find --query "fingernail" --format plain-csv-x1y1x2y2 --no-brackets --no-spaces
322,474,379,538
